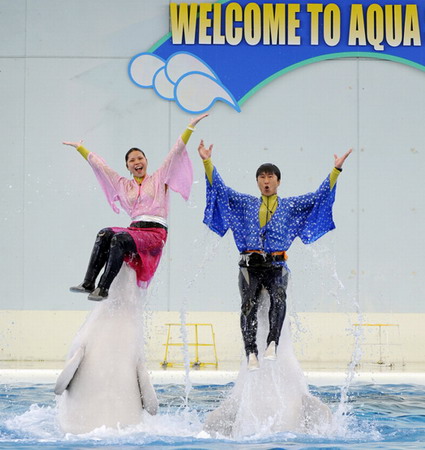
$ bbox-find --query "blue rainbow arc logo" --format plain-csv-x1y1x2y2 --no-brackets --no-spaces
129,0,425,113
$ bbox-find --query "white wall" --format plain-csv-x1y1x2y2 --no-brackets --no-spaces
1,1,425,332
0,310,421,368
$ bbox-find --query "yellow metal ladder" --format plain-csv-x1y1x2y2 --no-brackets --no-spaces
161,323,218,369
353,323,405,367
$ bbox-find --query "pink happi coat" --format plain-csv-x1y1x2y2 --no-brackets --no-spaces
87,137,193,287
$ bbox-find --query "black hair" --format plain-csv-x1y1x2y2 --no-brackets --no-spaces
256,163,281,181
125,148,146,166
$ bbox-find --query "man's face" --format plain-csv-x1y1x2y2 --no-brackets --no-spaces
257,172,280,196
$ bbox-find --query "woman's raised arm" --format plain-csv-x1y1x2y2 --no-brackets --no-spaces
181,113,209,144
63,140,90,160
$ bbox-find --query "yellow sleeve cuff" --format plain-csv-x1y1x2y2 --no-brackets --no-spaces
181,127,194,145
330,167,341,190
77,145,90,160
203,158,214,185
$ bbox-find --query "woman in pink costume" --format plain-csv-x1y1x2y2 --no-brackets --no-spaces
63,114,208,301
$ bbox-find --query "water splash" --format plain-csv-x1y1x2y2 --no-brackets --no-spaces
8,378,423,447
179,228,222,406
300,238,371,440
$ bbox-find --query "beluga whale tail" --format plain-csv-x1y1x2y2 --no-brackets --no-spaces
55,265,158,434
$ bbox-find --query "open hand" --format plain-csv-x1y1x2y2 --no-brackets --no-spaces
189,113,208,128
334,148,352,169
198,139,213,160
63,140,83,149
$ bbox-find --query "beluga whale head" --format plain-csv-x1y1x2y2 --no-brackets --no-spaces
55,265,158,434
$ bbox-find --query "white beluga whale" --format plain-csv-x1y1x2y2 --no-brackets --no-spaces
204,290,332,438
55,265,158,434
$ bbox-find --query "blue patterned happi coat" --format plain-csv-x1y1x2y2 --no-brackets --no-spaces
203,168,337,266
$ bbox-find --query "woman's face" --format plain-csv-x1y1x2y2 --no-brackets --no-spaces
126,150,147,178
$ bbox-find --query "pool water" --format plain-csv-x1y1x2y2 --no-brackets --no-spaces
0,382,424,449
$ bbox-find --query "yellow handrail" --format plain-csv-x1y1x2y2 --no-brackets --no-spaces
353,323,403,366
161,323,218,370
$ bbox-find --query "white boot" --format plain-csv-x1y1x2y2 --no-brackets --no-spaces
247,353,260,371
264,341,277,360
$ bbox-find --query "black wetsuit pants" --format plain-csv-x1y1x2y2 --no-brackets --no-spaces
82,228,137,291
239,266,289,357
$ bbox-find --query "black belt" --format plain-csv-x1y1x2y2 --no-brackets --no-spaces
239,251,285,268
130,221,167,230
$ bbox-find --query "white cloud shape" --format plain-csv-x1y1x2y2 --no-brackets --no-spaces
175,72,239,112
128,53,165,88
128,52,240,113
153,67,174,100
165,53,215,83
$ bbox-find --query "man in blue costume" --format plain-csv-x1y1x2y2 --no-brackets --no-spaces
198,141,351,370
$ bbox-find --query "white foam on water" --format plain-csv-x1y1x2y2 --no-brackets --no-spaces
4,398,381,446
4,404,204,444
4,404,62,441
